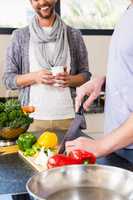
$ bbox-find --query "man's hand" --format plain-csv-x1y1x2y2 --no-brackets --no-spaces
66,110,133,159
54,67,88,88
65,137,106,158
34,69,55,85
16,69,55,87
54,71,72,88
75,76,105,112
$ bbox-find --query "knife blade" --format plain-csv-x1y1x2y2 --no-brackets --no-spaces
58,102,86,154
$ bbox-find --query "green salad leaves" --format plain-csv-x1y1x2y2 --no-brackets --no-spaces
0,99,33,129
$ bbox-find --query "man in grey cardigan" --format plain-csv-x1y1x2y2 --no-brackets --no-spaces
3,0,91,131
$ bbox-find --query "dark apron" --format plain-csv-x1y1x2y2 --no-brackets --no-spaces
97,151,133,172
116,148,133,164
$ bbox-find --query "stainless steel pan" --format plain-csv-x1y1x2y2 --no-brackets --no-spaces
26,164,133,200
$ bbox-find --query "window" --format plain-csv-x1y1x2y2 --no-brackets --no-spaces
61,0,130,29
0,0,33,28
0,0,130,35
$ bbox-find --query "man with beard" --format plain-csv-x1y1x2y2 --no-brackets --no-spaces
3,0,90,132
66,2,133,164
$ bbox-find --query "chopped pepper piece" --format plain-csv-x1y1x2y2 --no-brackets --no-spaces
24,148,36,157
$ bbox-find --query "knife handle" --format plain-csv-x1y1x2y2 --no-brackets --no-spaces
76,101,84,115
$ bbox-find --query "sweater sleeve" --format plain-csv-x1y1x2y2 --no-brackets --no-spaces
76,30,91,81
3,30,22,90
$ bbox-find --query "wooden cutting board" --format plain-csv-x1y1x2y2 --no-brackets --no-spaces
18,130,64,172
19,150,47,172
0,145,19,155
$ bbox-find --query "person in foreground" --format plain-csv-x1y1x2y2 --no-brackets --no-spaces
3,0,90,131
66,2,133,162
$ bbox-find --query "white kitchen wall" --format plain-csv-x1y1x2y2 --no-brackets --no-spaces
83,36,111,136
83,36,111,76
0,35,11,97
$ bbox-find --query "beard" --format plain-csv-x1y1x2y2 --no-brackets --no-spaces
36,3,55,19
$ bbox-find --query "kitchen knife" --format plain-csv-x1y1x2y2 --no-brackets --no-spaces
58,102,86,154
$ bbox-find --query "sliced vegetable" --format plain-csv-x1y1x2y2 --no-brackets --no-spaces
69,149,96,164
17,132,37,151
32,142,41,152
23,148,36,157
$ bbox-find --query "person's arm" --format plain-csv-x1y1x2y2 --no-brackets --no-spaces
16,70,55,87
75,30,91,82
68,73,87,87
3,30,55,89
101,113,133,155
68,29,105,110
15,73,36,87
3,30,21,90
54,71,88,88
54,29,91,88
66,113,133,157
75,76,105,112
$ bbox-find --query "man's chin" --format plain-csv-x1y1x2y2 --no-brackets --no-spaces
41,14,53,19
38,9,54,19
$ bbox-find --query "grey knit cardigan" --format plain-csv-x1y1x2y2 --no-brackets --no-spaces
3,25,91,105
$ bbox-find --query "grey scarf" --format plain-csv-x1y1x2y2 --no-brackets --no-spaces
29,14,68,69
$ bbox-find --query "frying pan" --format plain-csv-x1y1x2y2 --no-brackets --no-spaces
26,164,133,200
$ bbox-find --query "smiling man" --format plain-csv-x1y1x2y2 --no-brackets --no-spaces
32,0,56,19
3,0,91,132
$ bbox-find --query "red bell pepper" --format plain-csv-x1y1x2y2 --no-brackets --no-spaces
47,154,81,169
69,149,96,164
47,150,96,169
